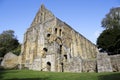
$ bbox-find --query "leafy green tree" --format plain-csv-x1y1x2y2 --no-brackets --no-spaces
114,34,120,54
12,44,21,56
0,30,20,57
97,29,120,54
97,7,120,55
101,7,120,29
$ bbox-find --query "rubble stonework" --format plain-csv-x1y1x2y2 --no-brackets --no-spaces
20,4,98,72
20,4,120,72
110,55,120,72
97,53,120,72
97,53,113,72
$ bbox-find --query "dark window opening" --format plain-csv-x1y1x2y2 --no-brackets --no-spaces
61,62,64,72
47,62,51,71
64,55,67,60
47,62,51,66
59,29,62,36
47,34,51,37
55,28,57,34
61,62,63,65
60,45,62,54
43,48,48,52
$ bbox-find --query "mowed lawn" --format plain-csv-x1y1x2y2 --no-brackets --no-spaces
0,70,120,80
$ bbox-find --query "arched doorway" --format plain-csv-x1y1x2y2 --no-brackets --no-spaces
64,54,67,62
61,63,64,72
47,62,51,71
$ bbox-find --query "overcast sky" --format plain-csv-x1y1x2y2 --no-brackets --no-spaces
0,0,119,44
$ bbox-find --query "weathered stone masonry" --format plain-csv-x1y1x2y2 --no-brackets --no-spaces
20,4,100,72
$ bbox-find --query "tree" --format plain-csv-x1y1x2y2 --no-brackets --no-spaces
101,7,120,29
12,44,21,56
97,28,120,54
97,7,120,55
114,34,120,54
0,30,20,57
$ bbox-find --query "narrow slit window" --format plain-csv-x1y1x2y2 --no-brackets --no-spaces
55,28,57,34
59,29,62,36
60,45,62,54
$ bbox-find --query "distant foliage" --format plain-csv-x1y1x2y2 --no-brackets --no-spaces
101,7,120,29
97,7,120,55
0,30,20,57
12,44,21,56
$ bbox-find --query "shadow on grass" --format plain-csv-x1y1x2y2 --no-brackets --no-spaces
0,71,3,79
98,72,120,80
0,66,5,79
6,78,49,80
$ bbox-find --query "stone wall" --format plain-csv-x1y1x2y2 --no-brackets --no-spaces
97,53,120,72
62,57,96,73
97,53,113,72
20,4,99,72
82,59,96,72
30,57,41,71
0,4,117,73
65,57,82,72
110,55,120,72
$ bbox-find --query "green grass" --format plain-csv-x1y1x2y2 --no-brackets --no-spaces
0,70,120,80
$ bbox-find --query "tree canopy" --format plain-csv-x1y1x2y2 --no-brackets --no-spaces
97,28,120,54
101,7,120,29
0,30,20,57
97,7,120,55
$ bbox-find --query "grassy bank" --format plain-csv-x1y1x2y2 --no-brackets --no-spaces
0,70,120,80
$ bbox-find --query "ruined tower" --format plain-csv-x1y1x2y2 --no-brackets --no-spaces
21,4,99,72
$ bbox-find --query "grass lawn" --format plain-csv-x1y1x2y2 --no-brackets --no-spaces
0,70,120,80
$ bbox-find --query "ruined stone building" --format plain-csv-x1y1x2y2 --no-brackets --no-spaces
20,4,99,72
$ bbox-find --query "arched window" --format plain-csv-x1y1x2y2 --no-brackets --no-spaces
47,33,51,37
59,29,62,36
47,62,51,65
55,28,57,34
64,55,67,61
43,48,48,52
47,62,51,71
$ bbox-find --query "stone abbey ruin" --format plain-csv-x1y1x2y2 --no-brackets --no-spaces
20,4,120,72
